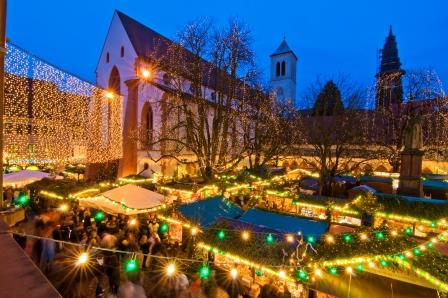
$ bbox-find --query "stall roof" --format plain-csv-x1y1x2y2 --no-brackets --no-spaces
423,179,448,191
79,184,164,214
376,193,447,204
178,196,243,227
239,208,328,238
360,176,393,184
3,170,50,187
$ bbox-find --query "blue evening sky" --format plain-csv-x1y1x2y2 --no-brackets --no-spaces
6,0,448,104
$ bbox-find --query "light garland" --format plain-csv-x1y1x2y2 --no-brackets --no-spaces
118,177,154,184
4,43,122,166
197,242,292,281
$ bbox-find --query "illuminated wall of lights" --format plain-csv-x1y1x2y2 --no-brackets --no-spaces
4,43,123,166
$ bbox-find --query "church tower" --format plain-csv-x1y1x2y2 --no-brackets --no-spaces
375,26,405,109
270,39,297,105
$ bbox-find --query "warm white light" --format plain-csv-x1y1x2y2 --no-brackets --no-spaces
346,266,353,274
77,252,89,265
391,230,398,237
368,261,375,268
129,219,137,226
286,234,294,243
360,233,368,240
326,235,334,243
314,268,322,276
166,263,176,276
141,68,151,79
105,91,114,99
278,270,286,279
59,204,69,212
242,231,250,241
191,227,198,236
230,268,238,279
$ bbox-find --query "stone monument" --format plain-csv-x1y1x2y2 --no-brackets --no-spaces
398,115,424,197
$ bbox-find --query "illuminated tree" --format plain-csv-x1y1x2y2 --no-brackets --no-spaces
141,19,257,181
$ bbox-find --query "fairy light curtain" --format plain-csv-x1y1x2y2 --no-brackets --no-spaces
4,43,122,166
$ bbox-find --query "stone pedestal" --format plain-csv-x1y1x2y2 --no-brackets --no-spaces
398,149,423,197
117,79,139,178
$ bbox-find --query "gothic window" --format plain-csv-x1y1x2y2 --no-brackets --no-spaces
108,66,121,94
276,62,280,77
106,52,110,63
141,102,154,148
281,61,286,76
120,46,124,57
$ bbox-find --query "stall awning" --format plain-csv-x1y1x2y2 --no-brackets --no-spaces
178,196,243,227
3,170,51,187
239,208,329,238
79,184,165,215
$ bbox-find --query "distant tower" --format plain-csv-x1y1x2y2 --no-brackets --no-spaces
375,26,405,109
270,38,297,105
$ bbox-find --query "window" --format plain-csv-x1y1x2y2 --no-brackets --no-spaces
211,92,216,101
120,46,124,57
281,61,286,76
276,62,280,77
141,102,153,148
106,52,110,63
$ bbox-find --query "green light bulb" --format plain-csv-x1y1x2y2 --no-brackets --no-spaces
307,235,315,244
296,270,308,281
217,230,225,240
124,259,138,272
266,233,275,244
356,264,364,272
199,265,210,279
343,234,352,243
160,223,169,233
329,267,337,275
94,211,104,221
376,232,385,240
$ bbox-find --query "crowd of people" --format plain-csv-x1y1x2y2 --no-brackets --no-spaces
12,201,292,298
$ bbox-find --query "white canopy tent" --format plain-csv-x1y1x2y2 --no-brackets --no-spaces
3,170,51,188
79,184,165,215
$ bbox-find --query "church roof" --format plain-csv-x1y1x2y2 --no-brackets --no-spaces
271,39,297,59
116,10,170,59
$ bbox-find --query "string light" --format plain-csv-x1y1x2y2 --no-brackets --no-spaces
4,43,122,166
166,263,176,277
124,259,138,272
199,264,210,279
230,268,238,279
76,252,89,266
59,204,69,212
242,231,250,241
286,234,294,243
191,227,198,236
346,266,353,274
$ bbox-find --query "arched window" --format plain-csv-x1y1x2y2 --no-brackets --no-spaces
281,61,286,76
106,52,110,63
276,62,280,77
120,46,124,57
108,66,121,94
141,102,154,148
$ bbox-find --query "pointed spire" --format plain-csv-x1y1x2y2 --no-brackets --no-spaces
271,38,297,59
379,25,402,73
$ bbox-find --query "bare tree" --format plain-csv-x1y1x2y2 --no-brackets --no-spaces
243,86,298,170
140,18,257,182
298,77,375,196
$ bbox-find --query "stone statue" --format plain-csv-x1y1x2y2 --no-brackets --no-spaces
403,115,423,150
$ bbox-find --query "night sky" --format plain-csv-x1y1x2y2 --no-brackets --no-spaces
6,0,448,104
